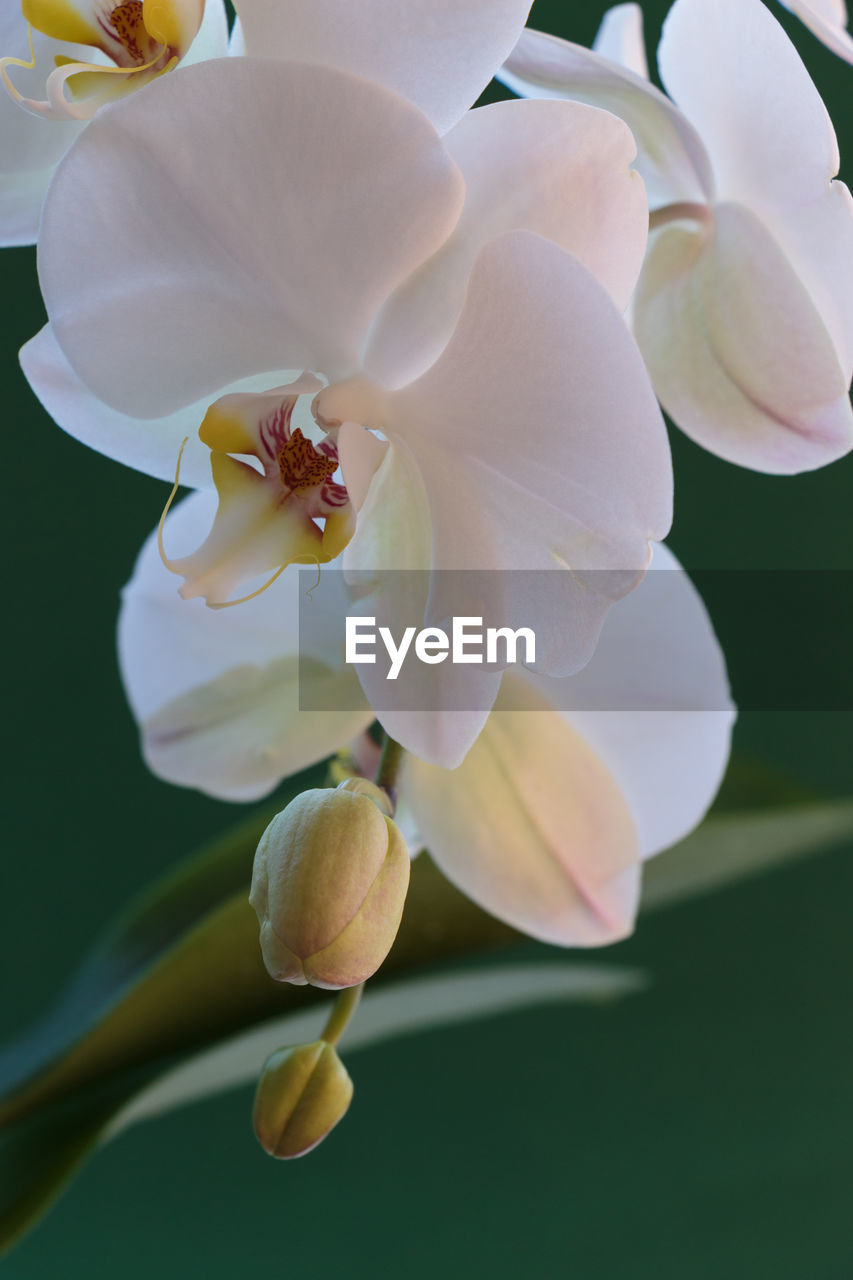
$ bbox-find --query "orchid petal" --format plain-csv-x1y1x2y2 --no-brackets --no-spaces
362,232,672,668
0,20,85,176
0,163,53,246
782,0,853,62
21,0,101,47
232,0,533,135
528,542,734,858
660,0,838,208
339,430,495,767
142,0,204,54
180,0,228,66
592,3,649,78
19,325,325,488
365,98,648,387
499,27,712,207
21,324,216,487
119,491,372,800
659,0,853,375
39,57,465,417
635,204,853,473
401,676,641,948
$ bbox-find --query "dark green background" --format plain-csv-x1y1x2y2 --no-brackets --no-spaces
2,1,852,1274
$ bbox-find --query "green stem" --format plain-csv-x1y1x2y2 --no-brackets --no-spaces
375,734,405,793
320,983,363,1047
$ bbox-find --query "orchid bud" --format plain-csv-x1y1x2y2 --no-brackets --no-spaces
249,780,410,989
253,1042,353,1159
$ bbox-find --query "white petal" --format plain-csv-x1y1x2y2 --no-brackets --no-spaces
0,8,82,245
0,163,52,246
181,0,229,65
660,0,838,207
20,325,318,487
232,0,533,134
402,676,641,947
782,0,853,62
0,20,86,174
21,324,216,487
339,430,495,767
499,27,712,208
659,0,853,375
39,57,465,417
527,542,734,858
635,204,853,473
365,98,648,387
119,491,372,800
377,232,672,664
592,3,649,78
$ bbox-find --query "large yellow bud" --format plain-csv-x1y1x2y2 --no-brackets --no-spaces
249,779,410,989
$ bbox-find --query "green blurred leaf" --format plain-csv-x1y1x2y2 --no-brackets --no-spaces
643,798,853,910
3,760,853,1257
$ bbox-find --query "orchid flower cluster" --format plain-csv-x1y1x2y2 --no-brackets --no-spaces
2,0,851,1158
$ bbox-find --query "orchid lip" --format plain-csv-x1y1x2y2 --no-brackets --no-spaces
0,0,202,120
158,378,357,610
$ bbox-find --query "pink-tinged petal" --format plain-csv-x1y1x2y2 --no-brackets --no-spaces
762,179,853,381
527,543,734,857
401,676,641,947
353,233,672,675
592,3,649,78
782,0,853,63
635,204,853,473
39,57,465,417
365,98,648,387
499,27,712,208
232,0,533,135
119,491,373,800
336,420,388,514
659,0,853,376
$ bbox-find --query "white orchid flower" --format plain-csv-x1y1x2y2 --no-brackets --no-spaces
0,0,227,244
227,0,535,136
119,491,733,946
500,0,853,474
0,0,534,247
23,56,673,765
781,0,853,64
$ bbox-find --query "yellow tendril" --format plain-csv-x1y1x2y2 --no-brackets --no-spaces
157,434,189,574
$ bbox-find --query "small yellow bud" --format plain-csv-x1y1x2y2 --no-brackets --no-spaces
249,780,410,989
253,1042,353,1159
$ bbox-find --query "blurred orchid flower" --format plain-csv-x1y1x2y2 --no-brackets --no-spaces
0,0,227,244
118,494,733,947
500,0,853,474
23,57,672,765
781,0,853,63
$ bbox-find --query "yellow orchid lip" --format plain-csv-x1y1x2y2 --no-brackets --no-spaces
158,380,356,610
1,0,203,120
